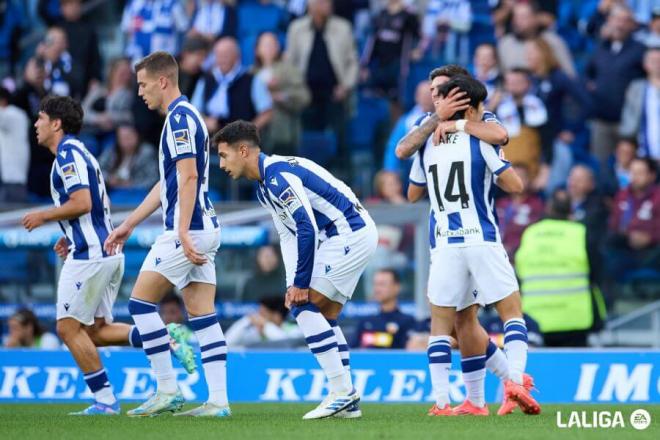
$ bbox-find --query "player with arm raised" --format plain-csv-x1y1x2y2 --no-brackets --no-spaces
415,75,540,416
214,120,378,420
104,52,229,418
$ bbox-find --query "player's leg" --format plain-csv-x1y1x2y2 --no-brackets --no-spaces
454,304,489,412
427,304,456,415
176,281,231,417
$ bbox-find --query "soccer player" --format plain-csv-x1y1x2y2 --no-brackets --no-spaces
213,120,378,420
104,52,228,417
21,96,187,415
403,75,540,416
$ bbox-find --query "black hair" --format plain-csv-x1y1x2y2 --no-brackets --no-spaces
212,120,261,148
39,95,84,135
429,64,469,81
0,87,11,104
376,268,401,284
258,296,288,320
547,189,571,220
437,75,488,120
10,308,44,338
507,67,532,79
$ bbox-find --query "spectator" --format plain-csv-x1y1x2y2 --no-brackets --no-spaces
178,36,211,99
2,308,60,349
254,31,310,156
192,37,273,133
0,86,30,202
606,158,660,286
37,26,81,99
497,2,576,77
370,170,406,204
494,68,548,185
241,245,286,301
350,269,416,349
82,57,134,139
98,124,158,190
286,0,359,170
603,138,637,192
516,190,606,347
12,57,50,198
491,0,558,37
496,163,544,259
619,47,660,161
382,80,433,179
188,0,238,43
360,0,420,103
526,37,591,192
419,0,472,67
472,43,502,106
637,7,660,47
225,296,302,348
58,0,102,96
159,292,194,342
586,4,646,167
0,0,24,80
121,0,190,65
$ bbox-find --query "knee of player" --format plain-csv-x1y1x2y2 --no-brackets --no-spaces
56,319,81,342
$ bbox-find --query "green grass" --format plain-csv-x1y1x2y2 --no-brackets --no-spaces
0,403,658,440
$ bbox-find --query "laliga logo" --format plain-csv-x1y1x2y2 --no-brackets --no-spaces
556,409,651,430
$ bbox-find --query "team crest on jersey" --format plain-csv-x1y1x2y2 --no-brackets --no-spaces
61,162,81,188
173,129,192,155
278,187,302,213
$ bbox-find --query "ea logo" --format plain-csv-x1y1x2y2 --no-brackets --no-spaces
629,409,651,430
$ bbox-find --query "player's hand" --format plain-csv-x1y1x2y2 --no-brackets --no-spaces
434,87,470,121
432,120,458,144
104,222,133,255
22,211,46,231
285,286,309,308
53,236,69,259
179,231,207,265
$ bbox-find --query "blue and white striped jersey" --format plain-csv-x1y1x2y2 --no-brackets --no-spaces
50,135,114,260
159,95,218,233
409,131,510,248
256,154,374,289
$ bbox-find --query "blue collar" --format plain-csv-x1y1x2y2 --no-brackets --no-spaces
167,95,188,112
258,152,267,182
57,134,75,151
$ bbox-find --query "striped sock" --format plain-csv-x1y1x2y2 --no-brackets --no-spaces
128,298,177,394
189,313,228,407
485,340,509,381
461,354,486,407
328,319,353,391
128,325,143,348
503,318,528,385
83,368,116,405
427,335,452,408
292,304,348,394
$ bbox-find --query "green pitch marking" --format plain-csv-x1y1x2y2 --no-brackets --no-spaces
0,404,658,440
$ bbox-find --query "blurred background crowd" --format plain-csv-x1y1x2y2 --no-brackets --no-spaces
0,0,658,349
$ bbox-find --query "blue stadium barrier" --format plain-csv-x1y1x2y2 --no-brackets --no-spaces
0,349,658,404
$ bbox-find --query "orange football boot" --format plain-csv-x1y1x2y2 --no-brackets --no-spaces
427,404,454,416
497,373,536,416
452,400,489,416
504,378,541,415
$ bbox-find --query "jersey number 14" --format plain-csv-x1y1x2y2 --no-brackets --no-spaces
428,162,470,211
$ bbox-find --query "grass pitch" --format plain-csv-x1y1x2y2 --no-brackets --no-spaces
1,403,658,440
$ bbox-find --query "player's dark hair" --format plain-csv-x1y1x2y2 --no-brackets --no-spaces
39,95,84,135
429,64,469,81
213,120,261,148
135,51,179,83
377,268,401,284
437,75,487,120
259,296,288,320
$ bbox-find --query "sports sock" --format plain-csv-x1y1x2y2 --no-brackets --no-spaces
128,325,143,348
503,318,528,385
427,335,452,408
83,368,116,406
128,298,177,394
189,313,228,407
461,354,486,407
328,319,353,392
485,340,509,381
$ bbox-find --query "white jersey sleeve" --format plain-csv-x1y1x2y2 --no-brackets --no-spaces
479,141,511,176
408,152,427,186
56,146,91,193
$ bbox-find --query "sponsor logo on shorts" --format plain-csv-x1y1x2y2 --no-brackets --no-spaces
175,240,181,249
325,265,332,274
75,282,82,290
344,246,350,255
64,303,70,311
155,257,162,266
472,289,478,298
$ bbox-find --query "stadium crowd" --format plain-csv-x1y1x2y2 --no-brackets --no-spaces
0,0,659,348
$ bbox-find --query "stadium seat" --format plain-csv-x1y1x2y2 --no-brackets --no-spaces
299,130,337,167
109,188,150,206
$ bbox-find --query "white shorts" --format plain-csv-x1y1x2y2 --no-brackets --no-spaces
140,230,221,290
427,245,519,310
57,255,124,325
310,223,379,305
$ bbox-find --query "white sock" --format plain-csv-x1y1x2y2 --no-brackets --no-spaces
128,298,177,394
485,340,509,381
292,304,348,394
427,335,452,407
503,318,528,385
190,313,228,407
461,355,486,407
329,319,353,392
83,368,116,405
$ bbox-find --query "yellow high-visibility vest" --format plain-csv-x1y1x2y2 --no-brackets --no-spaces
515,219,593,333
